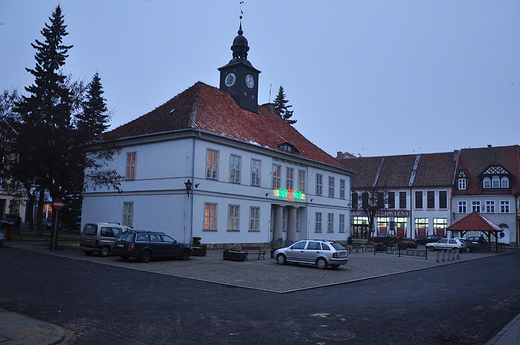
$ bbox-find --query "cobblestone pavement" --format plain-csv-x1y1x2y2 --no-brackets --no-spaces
1,242,519,344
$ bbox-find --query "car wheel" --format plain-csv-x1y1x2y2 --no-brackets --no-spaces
84,250,94,256
330,265,339,269
465,247,471,252
276,254,287,265
99,246,110,257
139,250,152,262
179,248,190,260
316,258,328,269
427,246,435,251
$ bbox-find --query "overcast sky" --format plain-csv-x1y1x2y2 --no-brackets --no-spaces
1,1,519,157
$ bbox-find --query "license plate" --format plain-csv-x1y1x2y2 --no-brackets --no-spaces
340,252,347,257
116,244,124,248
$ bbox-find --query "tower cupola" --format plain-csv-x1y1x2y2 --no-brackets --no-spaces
218,21,260,113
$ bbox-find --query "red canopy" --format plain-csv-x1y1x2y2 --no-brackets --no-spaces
447,211,503,232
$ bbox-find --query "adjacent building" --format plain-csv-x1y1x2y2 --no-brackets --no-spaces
337,145,519,246
81,25,355,247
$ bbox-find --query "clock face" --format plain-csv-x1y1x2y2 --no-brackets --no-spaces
225,73,236,87
245,74,254,88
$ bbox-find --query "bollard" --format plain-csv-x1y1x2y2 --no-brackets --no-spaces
442,250,445,262
436,251,440,263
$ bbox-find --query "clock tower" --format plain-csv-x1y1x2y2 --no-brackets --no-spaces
219,23,261,113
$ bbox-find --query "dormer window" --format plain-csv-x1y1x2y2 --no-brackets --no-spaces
457,170,467,190
480,165,513,192
278,142,300,154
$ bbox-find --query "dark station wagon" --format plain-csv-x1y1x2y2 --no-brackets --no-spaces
111,231,192,262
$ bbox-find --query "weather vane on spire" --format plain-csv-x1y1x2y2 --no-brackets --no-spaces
239,1,244,20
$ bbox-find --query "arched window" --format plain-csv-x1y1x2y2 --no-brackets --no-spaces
483,177,491,189
501,176,509,188
492,175,500,188
458,178,466,190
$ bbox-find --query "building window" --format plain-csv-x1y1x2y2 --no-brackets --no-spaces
339,179,346,200
206,149,219,180
327,213,334,233
316,174,323,196
229,154,241,183
228,205,239,231
125,152,137,179
315,212,322,233
339,214,345,233
458,178,467,190
249,206,260,231
483,177,491,189
439,191,447,209
204,203,217,230
427,191,435,209
387,192,395,209
272,164,281,189
501,177,509,188
492,176,500,188
485,200,495,213
328,176,335,198
472,201,481,212
351,192,358,209
458,201,467,213
123,202,134,227
415,191,423,209
500,200,510,213
286,167,294,190
433,218,447,235
251,159,261,186
298,170,306,192
415,218,428,237
399,192,406,209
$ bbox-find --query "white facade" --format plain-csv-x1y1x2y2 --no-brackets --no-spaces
82,132,353,246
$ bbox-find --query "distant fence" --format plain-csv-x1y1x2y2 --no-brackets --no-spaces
378,247,428,259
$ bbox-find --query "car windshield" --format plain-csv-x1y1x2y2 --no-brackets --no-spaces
117,233,134,242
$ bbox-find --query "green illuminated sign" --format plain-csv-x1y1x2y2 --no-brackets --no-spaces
273,189,305,202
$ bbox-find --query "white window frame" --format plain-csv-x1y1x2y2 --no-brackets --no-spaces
500,200,510,213
249,206,260,231
339,179,345,200
123,202,134,227
229,154,241,184
272,164,281,189
286,167,294,190
327,213,334,233
251,159,261,186
204,203,217,230
228,205,240,231
485,200,495,213
125,152,137,180
458,178,467,190
315,212,322,233
339,214,345,233
298,170,306,192
328,176,335,198
206,149,219,180
472,200,481,212
316,174,323,196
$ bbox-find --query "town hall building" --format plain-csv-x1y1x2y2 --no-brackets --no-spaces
81,24,355,247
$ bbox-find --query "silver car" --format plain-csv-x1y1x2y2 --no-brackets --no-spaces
274,240,349,269
425,238,466,253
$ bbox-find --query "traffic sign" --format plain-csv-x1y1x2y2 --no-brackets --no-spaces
53,199,64,210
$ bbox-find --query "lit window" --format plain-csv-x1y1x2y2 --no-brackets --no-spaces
204,203,217,230
125,152,137,179
206,149,219,180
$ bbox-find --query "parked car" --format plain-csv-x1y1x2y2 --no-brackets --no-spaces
273,239,348,269
80,222,133,257
1,214,16,228
466,236,487,243
0,231,4,246
461,239,479,252
425,238,466,252
414,235,445,245
111,231,192,262
373,233,398,246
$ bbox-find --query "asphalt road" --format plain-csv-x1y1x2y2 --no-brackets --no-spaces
1,246,519,344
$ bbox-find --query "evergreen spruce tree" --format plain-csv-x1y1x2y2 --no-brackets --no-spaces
77,72,110,142
273,86,297,125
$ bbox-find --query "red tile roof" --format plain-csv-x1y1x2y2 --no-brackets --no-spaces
447,211,503,232
454,145,520,194
338,152,457,189
104,82,349,170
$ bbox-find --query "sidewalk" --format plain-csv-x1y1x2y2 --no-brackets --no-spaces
1,241,518,344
